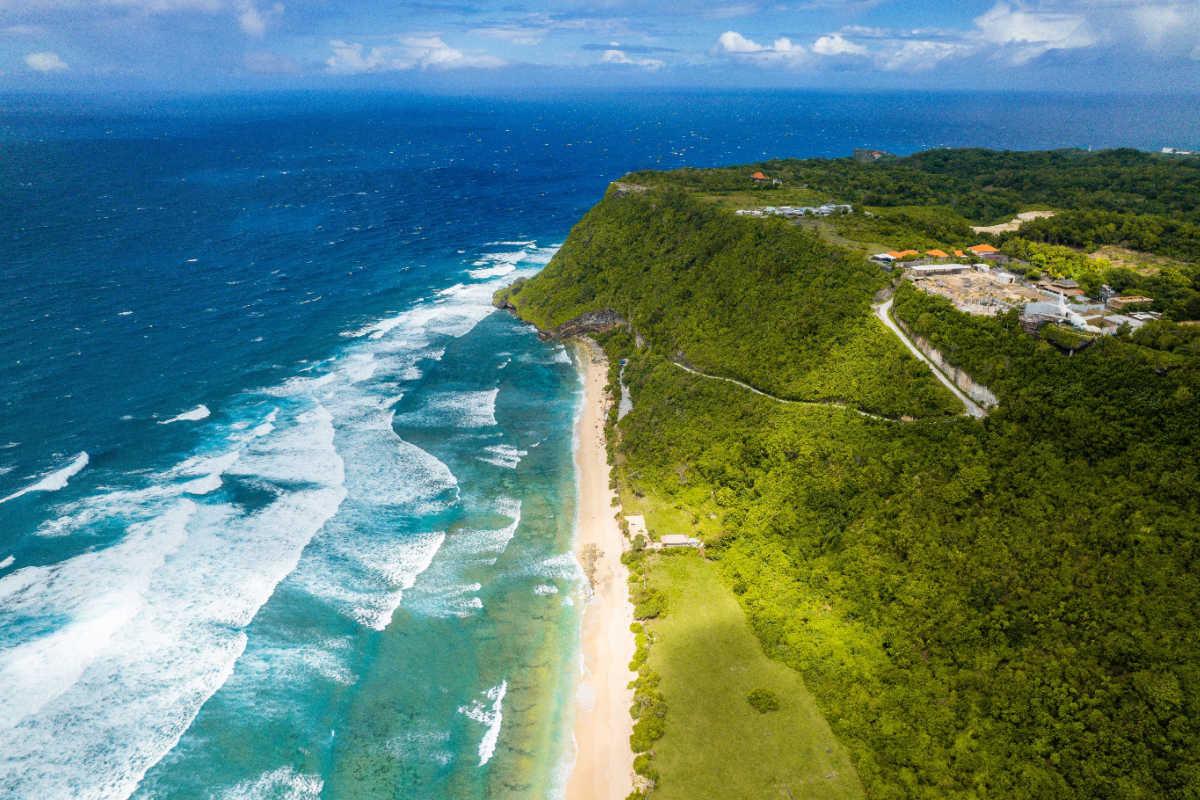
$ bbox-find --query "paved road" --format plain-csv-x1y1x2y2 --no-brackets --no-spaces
873,298,988,418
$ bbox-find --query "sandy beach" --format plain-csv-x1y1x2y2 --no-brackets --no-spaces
566,337,636,800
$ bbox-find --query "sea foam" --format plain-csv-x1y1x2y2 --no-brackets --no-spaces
0,452,89,505
458,680,507,767
159,405,211,424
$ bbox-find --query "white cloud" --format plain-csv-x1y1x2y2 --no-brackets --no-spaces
812,33,867,56
235,0,281,37
703,4,759,20
973,2,1096,64
600,48,664,70
714,30,809,65
325,36,505,74
25,51,68,72
876,40,965,71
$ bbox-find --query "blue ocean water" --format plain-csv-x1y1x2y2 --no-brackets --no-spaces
1,90,1198,800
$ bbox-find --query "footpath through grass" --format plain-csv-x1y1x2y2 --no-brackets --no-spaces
642,550,864,800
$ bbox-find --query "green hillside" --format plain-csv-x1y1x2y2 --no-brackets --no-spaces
504,148,1200,800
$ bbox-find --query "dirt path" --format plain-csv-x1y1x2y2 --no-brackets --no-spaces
667,361,901,422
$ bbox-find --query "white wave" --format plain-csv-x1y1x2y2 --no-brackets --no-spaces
159,404,211,425
477,443,526,469
180,473,223,495
405,388,499,428
0,452,88,505
220,766,324,800
349,531,446,631
0,406,347,799
534,584,558,595
0,556,12,570
458,680,507,767
552,346,572,365
488,240,535,246
0,466,12,477
468,264,517,279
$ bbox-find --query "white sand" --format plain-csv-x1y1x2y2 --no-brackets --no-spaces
566,337,636,800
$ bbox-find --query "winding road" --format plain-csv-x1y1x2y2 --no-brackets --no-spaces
872,298,987,418
662,298,988,421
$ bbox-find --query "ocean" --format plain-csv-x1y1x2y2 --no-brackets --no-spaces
1,90,1197,800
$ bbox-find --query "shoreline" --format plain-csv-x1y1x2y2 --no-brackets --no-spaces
565,337,636,800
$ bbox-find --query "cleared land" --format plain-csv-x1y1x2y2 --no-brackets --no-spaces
970,210,1056,234
642,551,864,800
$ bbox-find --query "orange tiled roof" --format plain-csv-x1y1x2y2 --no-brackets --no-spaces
751,171,767,180
926,249,949,258
968,243,998,254
897,249,919,257
954,249,965,257
886,251,904,259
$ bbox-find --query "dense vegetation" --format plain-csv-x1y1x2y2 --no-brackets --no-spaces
509,147,1200,799
624,148,1200,225
505,186,958,418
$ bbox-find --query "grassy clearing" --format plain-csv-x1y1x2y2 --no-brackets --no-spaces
642,550,865,800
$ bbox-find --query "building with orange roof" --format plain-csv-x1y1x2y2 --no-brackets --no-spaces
926,249,949,259
897,249,919,257
968,244,999,255
954,249,965,257
751,171,768,182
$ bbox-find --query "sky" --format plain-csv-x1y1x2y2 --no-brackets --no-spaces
1,0,1199,93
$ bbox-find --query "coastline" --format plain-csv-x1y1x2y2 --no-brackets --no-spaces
565,337,636,800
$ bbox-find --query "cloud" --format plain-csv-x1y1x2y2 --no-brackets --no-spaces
812,33,867,56
235,1,282,37
600,48,664,70
325,35,505,74
973,2,1096,64
875,40,965,71
25,51,68,72
714,30,809,65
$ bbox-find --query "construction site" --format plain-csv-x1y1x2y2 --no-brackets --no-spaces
907,265,1043,316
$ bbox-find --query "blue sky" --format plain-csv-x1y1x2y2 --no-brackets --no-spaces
2,0,1199,92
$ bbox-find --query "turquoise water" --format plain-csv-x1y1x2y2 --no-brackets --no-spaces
3,91,1200,799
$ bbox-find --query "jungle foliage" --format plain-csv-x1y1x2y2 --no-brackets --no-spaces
508,147,1200,799
508,186,959,419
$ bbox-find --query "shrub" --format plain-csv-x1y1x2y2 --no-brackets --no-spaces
747,688,781,713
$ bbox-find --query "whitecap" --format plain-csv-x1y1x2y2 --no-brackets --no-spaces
457,680,507,767
158,404,210,425
0,555,14,570
0,452,89,505
404,388,499,429
220,766,324,800
476,444,526,469
534,584,558,596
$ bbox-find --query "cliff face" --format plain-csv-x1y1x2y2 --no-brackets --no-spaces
894,315,999,409
538,308,629,341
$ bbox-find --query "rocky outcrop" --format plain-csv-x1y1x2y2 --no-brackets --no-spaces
541,308,629,341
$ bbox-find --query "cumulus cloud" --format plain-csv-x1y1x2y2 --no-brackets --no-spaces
812,33,868,56
600,48,664,70
325,36,505,74
973,2,1096,64
876,40,965,71
714,30,809,65
235,0,282,37
25,51,68,72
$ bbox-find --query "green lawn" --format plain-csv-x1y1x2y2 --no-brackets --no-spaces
643,550,865,800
